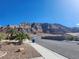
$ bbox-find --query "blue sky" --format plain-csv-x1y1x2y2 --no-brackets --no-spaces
0,0,79,27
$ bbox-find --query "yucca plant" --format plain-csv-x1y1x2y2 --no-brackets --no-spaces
8,29,17,40
26,34,31,40
15,32,27,45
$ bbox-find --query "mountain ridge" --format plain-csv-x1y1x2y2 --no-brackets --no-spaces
1,23,79,34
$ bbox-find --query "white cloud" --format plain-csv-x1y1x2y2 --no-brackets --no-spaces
76,24,79,26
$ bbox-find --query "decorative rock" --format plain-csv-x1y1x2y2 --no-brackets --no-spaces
0,51,7,58
19,48,24,51
16,48,25,52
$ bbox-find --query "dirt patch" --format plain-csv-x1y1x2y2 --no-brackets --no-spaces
0,43,41,59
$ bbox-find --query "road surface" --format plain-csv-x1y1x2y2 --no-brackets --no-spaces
33,35,79,59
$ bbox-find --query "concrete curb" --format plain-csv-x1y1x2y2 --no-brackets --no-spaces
30,57,44,59
24,39,68,59
28,42,68,59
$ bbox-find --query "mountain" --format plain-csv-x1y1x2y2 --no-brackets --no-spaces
71,27,79,32
30,23,72,34
1,23,79,34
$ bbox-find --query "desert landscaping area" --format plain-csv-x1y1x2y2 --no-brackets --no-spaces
0,42,41,59
0,25,42,59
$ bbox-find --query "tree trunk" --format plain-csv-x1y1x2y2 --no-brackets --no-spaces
18,40,22,45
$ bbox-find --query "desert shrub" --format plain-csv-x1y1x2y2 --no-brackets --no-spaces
65,35,78,41
26,34,31,40
7,29,17,40
15,32,30,45
0,32,7,41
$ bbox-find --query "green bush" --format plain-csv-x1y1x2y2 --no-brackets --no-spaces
6,28,31,44
15,32,30,44
65,35,78,41
7,29,17,40
26,34,31,40
0,33,7,41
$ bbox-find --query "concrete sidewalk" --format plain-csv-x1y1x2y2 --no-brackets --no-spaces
28,42,68,59
24,40,68,59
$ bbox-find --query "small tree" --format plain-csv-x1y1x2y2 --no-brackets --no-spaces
15,32,27,45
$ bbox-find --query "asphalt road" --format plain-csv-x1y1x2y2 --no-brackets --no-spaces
33,36,79,59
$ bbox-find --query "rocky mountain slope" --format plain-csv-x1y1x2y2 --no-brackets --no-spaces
30,23,72,34
1,23,79,34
